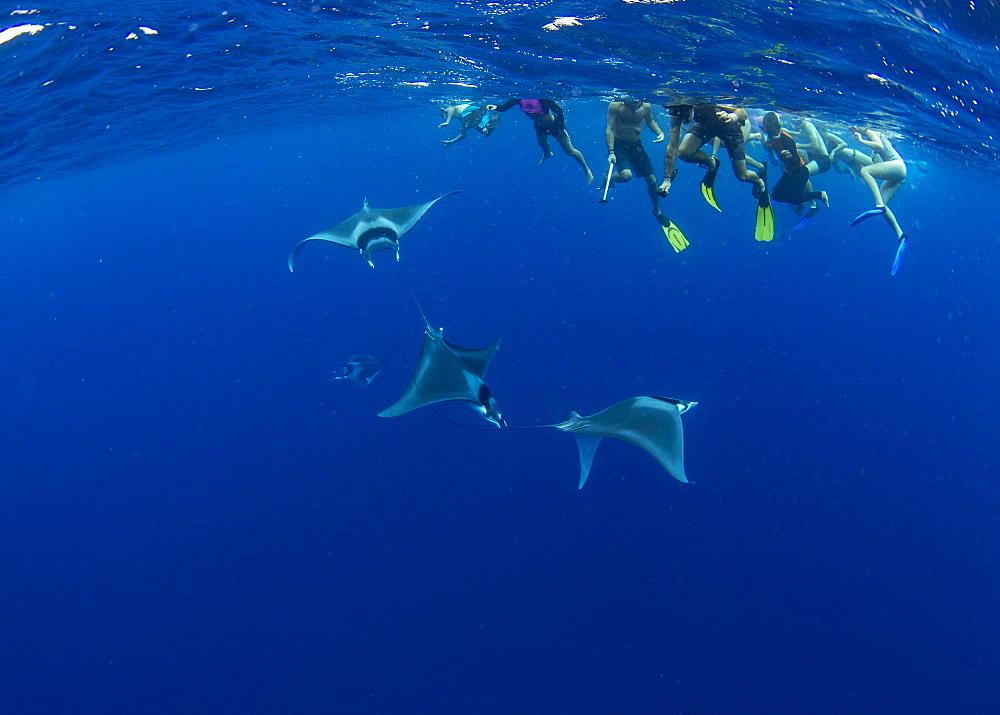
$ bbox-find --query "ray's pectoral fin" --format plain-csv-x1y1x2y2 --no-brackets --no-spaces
573,432,603,489
555,396,696,488
375,190,463,237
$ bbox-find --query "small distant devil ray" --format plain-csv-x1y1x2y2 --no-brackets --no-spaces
287,191,462,270
332,354,387,387
553,396,697,488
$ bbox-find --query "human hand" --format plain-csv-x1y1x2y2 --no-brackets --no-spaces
607,152,616,164
653,133,664,143
486,104,497,111
658,178,672,195
779,149,792,161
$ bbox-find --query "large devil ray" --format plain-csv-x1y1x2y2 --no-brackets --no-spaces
288,191,462,270
554,396,697,488
377,324,505,428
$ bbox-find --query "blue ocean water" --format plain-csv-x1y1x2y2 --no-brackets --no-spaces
1,2,998,713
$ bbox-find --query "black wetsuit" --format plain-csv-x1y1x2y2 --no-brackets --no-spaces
765,130,823,205
494,98,567,138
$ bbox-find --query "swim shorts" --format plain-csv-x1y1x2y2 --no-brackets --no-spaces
686,113,746,163
613,137,654,178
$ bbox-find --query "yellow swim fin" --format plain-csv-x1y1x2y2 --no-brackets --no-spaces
753,166,774,242
700,158,722,212
754,192,775,242
660,218,690,253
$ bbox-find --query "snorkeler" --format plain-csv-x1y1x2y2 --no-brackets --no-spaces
849,126,908,273
603,100,688,251
665,103,766,211
760,112,829,220
486,99,594,184
780,116,833,177
438,103,501,146
604,100,666,215
821,123,874,179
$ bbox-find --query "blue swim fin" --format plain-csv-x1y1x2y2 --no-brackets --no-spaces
891,234,908,275
851,206,886,227
791,215,812,231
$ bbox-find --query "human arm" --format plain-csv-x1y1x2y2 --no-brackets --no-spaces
851,127,882,151
541,99,564,121
645,105,665,142
823,132,848,155
715,105,745,126
776,133,801,169
606,103,618,162
486,99,520,112
659,114,683,194
437,106,456,128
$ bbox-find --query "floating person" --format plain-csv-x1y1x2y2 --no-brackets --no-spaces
812,120,849,161
760,112,829,229
603,99,688,250
378,314,505,428
438,103,501,146
666,103,765,213
807,121,868,180
553,396,697,488
332,354,387,387
781,116,833,177
604,99,665,213
287,191,461,269
485,98,595,184
848,126,908,274
438,103,472,128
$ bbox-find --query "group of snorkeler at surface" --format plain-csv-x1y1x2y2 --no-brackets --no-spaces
438,97,923,275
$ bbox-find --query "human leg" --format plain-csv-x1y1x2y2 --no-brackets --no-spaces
677,132,712,167
555,130,594,184
731,158,764,194
643,174,663,217
611,138,642,183
535,126,554,163
881,205,904,239
859,160,904,207
880,177,905,205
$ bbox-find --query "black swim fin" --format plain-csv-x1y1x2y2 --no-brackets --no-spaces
753,166,774,242
700,158,721,212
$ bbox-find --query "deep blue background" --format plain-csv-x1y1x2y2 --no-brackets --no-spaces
1,105,997,712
